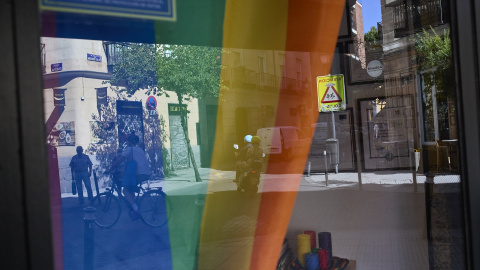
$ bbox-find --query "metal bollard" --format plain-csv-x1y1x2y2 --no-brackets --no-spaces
307,161,311,177
84,206,96,270
323,151,328,186
192,194,206,269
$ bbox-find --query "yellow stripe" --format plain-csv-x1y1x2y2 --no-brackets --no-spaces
198,0,289,269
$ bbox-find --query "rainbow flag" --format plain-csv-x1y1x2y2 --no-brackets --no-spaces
159,1,345,269
42,1,345,269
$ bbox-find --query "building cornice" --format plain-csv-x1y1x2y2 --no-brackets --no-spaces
43,70,111,89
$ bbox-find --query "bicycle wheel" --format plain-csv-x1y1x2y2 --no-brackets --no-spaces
90,192,121,228
138,190,169,227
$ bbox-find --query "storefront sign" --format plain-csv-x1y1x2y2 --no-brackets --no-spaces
367,60,383,78
168,104,187,114
51,63,63,72
87,53,102,62
317,74,346,112
40,0,176,21
96,87,108,105
53,88,66,106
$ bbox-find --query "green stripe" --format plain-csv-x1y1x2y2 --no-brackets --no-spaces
154,0,226,47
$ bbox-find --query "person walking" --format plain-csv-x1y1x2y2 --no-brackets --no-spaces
69,146,94,204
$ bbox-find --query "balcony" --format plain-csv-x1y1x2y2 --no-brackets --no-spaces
393,0,449,38
221,67,308,92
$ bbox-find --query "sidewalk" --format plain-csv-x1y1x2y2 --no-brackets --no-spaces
62,167,460,197
58,167,463,269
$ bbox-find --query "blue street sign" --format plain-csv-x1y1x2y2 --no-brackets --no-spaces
51,63,63,72
87,54,102,62
40,0,176,21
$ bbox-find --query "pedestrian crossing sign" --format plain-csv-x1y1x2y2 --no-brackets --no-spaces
317,74,346,112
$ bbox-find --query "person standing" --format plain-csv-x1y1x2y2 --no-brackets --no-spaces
69,146,94,204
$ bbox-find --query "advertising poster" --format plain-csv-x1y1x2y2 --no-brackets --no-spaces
47,121,75,147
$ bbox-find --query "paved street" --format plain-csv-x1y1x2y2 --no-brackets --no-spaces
58,167,461,269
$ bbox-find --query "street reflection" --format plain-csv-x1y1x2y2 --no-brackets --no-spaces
42,0,465,269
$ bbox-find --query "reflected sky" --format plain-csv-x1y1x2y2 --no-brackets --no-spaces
362,0,382,30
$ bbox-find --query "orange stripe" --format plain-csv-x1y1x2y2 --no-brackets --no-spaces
250,1,345,269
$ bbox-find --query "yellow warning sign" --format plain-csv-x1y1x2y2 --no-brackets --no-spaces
317,74,346,112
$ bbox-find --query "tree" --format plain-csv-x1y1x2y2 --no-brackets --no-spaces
111,44,223,182
414,27,455,141
414,27,454,101
111,44,159,96
86,95,173,187
364,26,380,43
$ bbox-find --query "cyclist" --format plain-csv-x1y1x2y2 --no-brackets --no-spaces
111,135,151,219
107,148,126,188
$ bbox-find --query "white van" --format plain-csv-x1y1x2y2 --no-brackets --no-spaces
256,126,309,159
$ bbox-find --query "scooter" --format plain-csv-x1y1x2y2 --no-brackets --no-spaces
234,144,264,197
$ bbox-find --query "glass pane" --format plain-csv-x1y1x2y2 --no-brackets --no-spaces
40,0,465,269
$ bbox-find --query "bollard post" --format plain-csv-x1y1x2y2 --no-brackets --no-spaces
307,161,311,177
84,206,96,270
323,151,328,186
424,173,434,240
93,170,100,196
192,194,206,269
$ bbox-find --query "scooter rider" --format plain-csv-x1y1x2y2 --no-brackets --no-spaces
239,136,264,189
234,135,253,182
246,136,263,165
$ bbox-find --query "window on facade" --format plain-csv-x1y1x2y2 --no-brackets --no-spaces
103,41,128,73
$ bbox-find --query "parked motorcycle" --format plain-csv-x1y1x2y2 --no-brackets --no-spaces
234,144,264,197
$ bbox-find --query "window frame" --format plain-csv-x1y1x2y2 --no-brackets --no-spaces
2,0,480,269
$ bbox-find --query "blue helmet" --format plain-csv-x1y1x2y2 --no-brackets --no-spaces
244,135,253,143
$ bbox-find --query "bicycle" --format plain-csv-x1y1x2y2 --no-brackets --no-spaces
90,174,170,229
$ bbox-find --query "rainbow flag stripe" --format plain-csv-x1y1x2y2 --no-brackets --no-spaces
161,1,345,269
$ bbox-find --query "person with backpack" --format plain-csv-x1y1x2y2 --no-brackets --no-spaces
107,148,126,188
120,135,151,219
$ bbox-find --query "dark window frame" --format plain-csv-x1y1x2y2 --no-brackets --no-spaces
2,0,480,269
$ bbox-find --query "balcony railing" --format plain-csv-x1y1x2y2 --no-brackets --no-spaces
393,0,449,38
221,67,308,92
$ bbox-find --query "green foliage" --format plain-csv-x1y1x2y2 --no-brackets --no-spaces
86,96,118,187
365,26,379,43
110,44,160,97
111,43,224,182
158,115,174,176
155,45,223,101
414,27,455,100
86,95,174,183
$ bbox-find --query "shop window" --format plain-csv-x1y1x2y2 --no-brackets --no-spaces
421,74,451,142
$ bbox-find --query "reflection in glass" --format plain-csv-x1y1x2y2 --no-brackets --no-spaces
41,0,465,269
